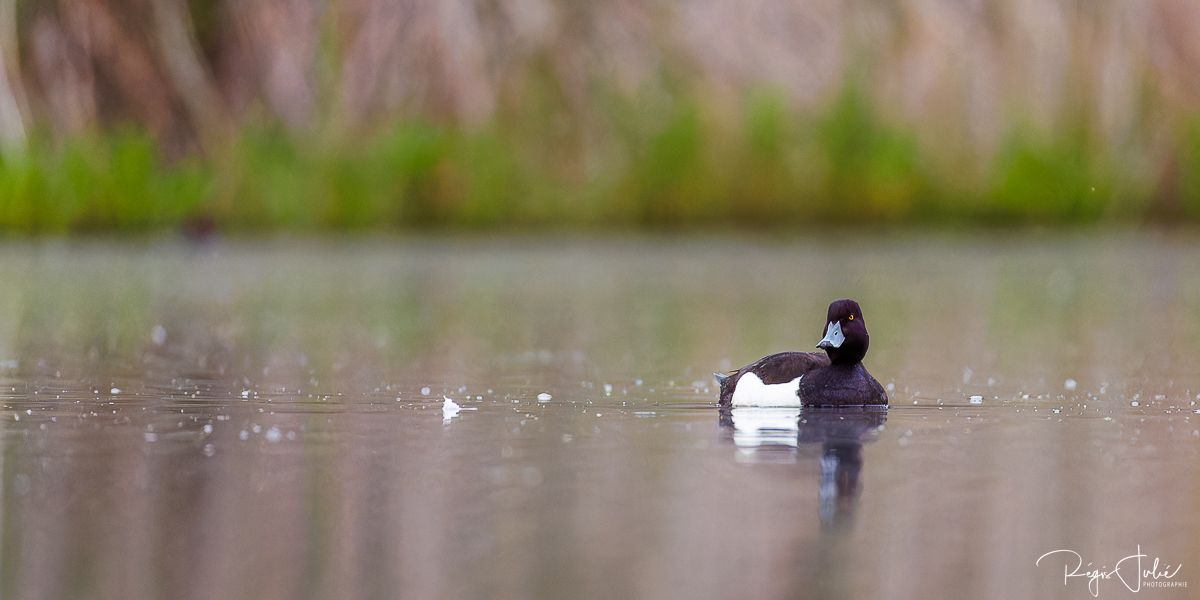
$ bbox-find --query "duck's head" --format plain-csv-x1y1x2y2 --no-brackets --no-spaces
816,298,869,365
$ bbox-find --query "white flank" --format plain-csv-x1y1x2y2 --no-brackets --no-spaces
731,372,803,407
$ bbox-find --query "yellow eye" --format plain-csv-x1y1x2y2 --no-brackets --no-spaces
848,315,855,321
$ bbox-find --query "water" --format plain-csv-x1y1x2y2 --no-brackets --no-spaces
1,233,1198,599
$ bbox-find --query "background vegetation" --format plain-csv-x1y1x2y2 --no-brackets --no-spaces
0,0,1199,232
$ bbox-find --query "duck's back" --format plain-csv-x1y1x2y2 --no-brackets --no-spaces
718,351,830,406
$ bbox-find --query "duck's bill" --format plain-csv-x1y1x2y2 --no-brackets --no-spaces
817,321,844,350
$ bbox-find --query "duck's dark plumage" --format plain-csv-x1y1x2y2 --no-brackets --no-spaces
717,298,888,407
797,362,887,406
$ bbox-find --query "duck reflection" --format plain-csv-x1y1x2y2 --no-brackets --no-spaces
718,405,887,527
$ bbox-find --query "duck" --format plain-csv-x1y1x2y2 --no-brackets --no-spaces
715,299,888,407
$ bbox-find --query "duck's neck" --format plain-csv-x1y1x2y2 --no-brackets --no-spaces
827,356,864,368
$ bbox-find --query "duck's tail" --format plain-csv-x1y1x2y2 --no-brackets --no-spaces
713,372,730,386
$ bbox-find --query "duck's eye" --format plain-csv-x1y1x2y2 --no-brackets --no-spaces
848,314,855,321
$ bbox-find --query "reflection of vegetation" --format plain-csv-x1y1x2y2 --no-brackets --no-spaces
0,85,1182,233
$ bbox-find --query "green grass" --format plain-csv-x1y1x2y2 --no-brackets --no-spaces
0,85,1180,234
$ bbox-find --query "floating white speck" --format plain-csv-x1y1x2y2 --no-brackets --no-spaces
239,430,249,440
111,387,121,395
240,389,250,398
1052,408,1062,414
1154,394,1166,401
421,386,432,396
202,423,213,434
1130,400,1140,407
265,427,282,442
537,393,552,402
1064,379,1078,391
144,432,158,442
202,444,215,457
634,379,644,386
442,396,461,421
886,382,895,392
151,325,167,346
969,395,983,405
603,384,613,395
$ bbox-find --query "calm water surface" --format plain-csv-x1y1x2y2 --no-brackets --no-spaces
1,233,1198,600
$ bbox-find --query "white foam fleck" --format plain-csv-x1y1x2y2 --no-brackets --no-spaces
265,427,283,443
969,395,983,405
143,432,158,442
442,396,462,421
1064,378,1078,391
111,387,121,395
537,392,553,402
420,386,432,396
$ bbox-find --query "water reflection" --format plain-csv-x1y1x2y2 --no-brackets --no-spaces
1,236,1200,599
719,406,887,528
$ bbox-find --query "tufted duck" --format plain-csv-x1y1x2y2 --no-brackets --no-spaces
715,299,888,407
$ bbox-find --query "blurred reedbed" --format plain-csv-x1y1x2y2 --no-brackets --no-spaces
1,0,1200,230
